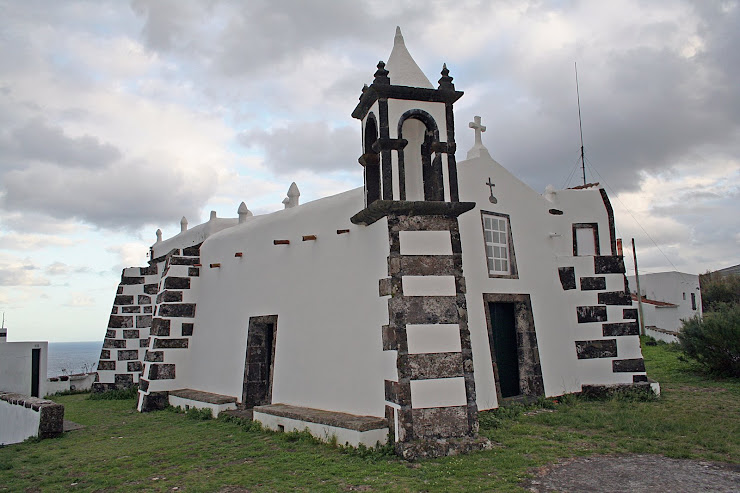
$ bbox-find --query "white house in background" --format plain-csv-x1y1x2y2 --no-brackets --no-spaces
626,271,701,343
0,326,48,398
93,28,651,458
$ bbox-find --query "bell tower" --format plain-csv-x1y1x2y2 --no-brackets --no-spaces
351,28,489,459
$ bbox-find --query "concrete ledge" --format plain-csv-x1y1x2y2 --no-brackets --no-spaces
253,404,388,448
168,389,237,416
581,380,661,398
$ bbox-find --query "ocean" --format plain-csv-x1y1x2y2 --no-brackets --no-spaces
47,341,102,378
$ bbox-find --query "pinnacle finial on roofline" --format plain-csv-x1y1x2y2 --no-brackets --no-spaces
438,63,454,90
155,229,162,243
283,182,300,209
180,216,188,232
374,61,390,85
238,202,253,223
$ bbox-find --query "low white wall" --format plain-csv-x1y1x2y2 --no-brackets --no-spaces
0,398,41,445
254,411,388,448
45,373,97,396
645,326,679,344
168,395,236,417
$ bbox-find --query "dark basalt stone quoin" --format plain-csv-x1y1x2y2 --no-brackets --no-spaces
102,339,126,349
612,358,645,372
181,323,194,336
100,349,110,359
576,306,608,323
408,352,463,380
114,295,134,306
114,374,134,386
150,318,171,336
148,364,176,380
108,315,133,328
598,291,632,305
118,350,140,360
156,290,183,304
138,295,152,304
120,276,144,285
158,303,196,318
127,361,143,372
140,338,150,347
140,265,158,275
575,339,617,359
580,277,606,291
412,406,469,439
164,277,190,290
144,283,159,295
188,267,200,277
152,338,189,349
558,267,576,290
602,321,639,336
594,255,626,274
384,380,400,405
105,329,116,338
122,306,141,313
144,350,164,362
122,329,140,339
136,315,153,328
97,360,116,371
623,308,638,320
182,244,201,256
170,256,199,265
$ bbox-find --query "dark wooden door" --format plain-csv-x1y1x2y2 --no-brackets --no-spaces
488,302,520,398
243,316,277,408
31,348,41,397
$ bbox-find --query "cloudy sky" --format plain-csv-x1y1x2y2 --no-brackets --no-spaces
1,0,738,342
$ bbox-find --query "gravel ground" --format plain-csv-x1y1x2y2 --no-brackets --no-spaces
521,454,740,492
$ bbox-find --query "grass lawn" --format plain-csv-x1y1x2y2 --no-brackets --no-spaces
1,340,738,492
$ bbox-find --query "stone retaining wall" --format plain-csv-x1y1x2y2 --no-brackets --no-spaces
0,392,64,445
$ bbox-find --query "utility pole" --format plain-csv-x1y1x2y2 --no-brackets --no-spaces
632,238,645,336
575,62,586,186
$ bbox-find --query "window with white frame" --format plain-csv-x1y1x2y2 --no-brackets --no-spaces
482,213,512,275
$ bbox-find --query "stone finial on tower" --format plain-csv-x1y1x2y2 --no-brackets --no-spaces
374,61,390,85
238,202,253,223
156,229,162,242
209,210,217,221
467,115,491,160
180,216,188,232
282,182,300,209
438,63,455,91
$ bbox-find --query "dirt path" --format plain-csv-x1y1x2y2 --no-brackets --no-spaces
521,454,739,492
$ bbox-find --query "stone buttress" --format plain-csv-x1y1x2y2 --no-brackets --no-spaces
94,264,159,391
137,244,201,411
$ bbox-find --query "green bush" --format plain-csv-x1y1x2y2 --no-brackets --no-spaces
678,303,740,377
87,386,139,400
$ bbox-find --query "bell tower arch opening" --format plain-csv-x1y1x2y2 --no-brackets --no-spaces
363,114,381,206
398,109,442,202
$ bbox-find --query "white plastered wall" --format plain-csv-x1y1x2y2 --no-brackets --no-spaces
177,188,392,418
456,153,634,410
0,342,48,397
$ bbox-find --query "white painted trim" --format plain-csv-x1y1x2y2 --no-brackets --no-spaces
402,276,457,296
399,231,452,255
410,377,467,409
406,324,461,354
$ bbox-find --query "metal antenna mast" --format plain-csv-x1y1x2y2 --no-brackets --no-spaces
575,62,586,186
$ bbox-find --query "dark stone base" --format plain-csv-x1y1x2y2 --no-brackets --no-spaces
395,435,494,460
140,391,169,412
581,381,655,399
